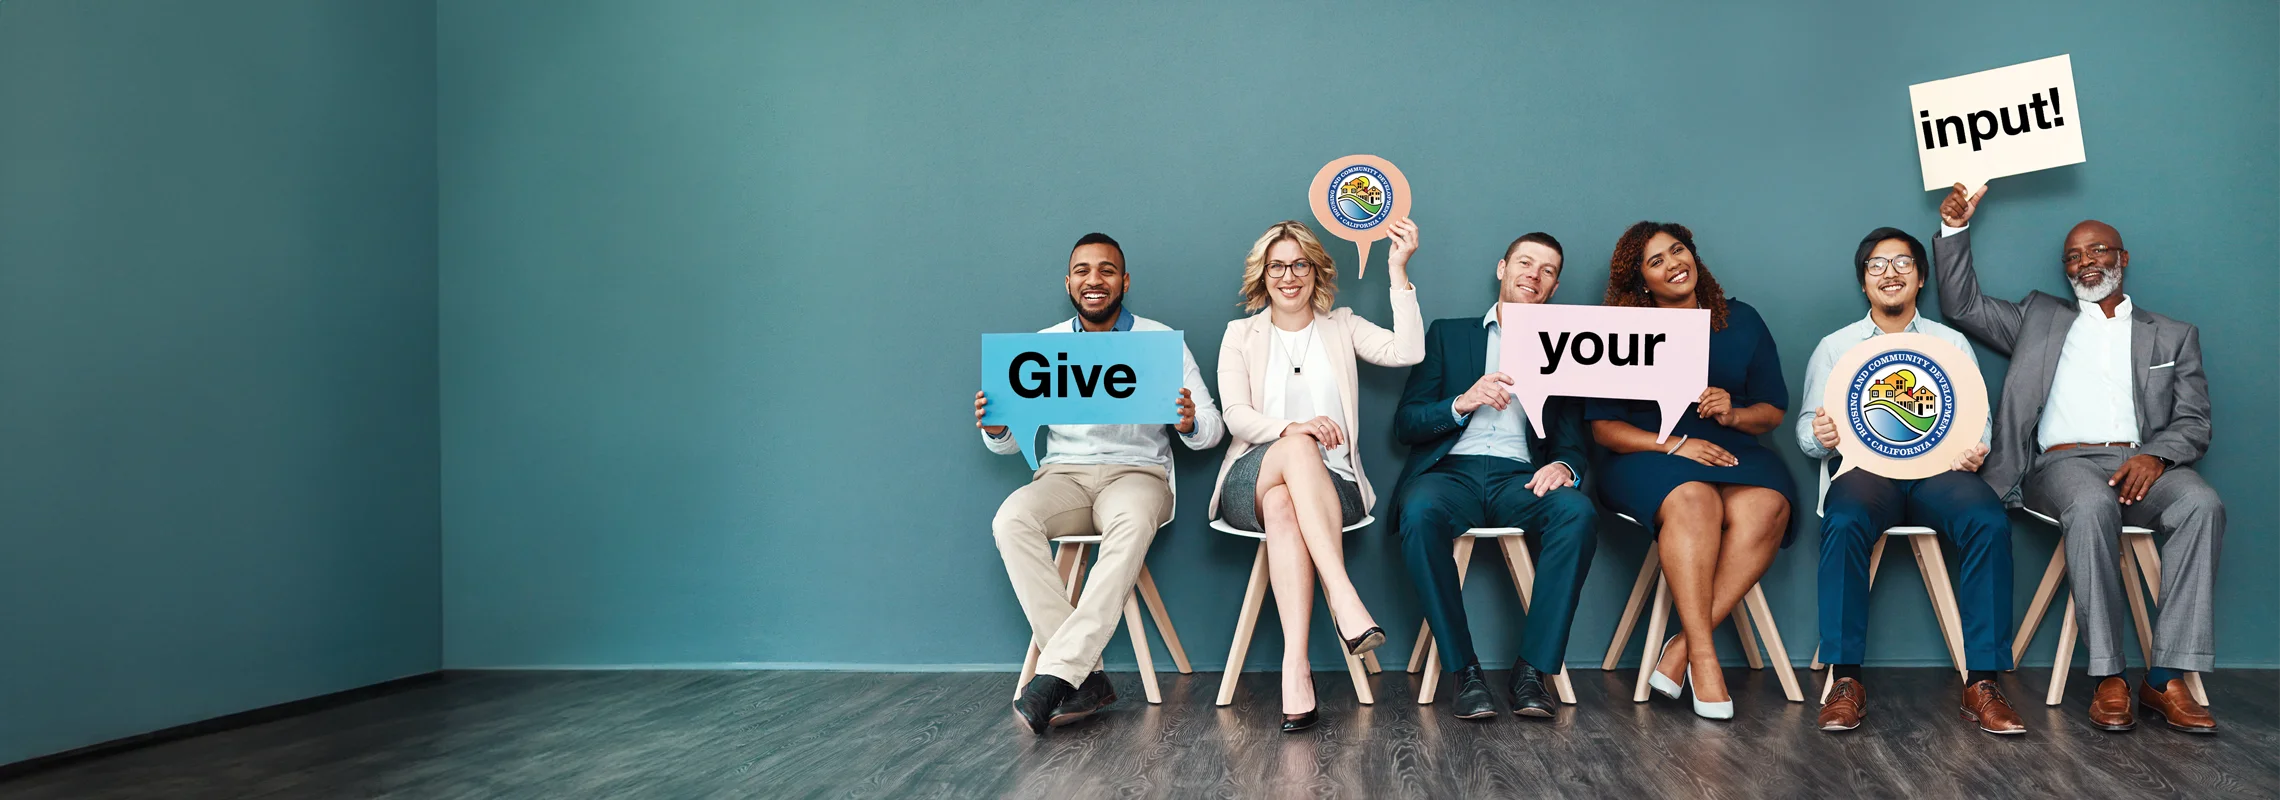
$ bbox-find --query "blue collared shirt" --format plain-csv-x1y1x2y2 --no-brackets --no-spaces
1449,305,1577,484
1070,308,1136,332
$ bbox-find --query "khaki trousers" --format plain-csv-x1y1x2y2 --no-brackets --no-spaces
992,464,1173,685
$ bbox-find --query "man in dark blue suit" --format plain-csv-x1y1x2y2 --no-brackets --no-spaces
1390,232,1599,720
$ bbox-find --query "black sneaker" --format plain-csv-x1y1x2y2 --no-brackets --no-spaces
1048,671,1118,727
1452,665,1497,720
1508,660,1555,718
1013,675,1075,735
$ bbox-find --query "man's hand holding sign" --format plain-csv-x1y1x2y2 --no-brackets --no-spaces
978,330,1189,469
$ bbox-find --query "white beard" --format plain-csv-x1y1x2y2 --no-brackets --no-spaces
2070,270,2118,303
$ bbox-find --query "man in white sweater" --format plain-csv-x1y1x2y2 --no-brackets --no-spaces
972,232,1224,734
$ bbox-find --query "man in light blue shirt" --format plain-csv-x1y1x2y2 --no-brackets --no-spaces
1799,227,2020,736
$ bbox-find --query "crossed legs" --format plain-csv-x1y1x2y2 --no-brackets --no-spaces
1256,435,1376,715
1651,482,1790,703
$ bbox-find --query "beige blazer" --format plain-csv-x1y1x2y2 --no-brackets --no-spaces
1209,287,1425,519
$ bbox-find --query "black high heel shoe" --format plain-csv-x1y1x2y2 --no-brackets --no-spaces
1282,708,1319,732
1342,625,1385,656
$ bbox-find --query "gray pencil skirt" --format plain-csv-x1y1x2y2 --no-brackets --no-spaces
1218,444,1367,532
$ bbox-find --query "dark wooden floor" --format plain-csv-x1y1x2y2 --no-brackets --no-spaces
5,667,2275,799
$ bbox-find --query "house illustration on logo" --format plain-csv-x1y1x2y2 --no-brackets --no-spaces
1866,370,1938,416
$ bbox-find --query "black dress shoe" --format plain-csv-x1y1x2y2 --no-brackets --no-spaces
1452,665,1497,720
1048,671,1117,728
1342,625,1386,656
1282,708,1319,732
1508,660,1555,718
1013,675,1075,735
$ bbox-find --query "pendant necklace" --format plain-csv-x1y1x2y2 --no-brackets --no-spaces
1277,322,1314,375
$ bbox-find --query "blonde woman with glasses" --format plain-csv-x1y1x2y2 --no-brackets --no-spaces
1210,219,1426,731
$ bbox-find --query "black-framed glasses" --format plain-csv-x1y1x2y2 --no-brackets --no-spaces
2062,243,2120,266
1266,261,1313,278
1864,256,1917,276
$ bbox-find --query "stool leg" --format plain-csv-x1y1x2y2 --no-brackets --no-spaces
1331,604,1375,705
1498,535,1577,704
1744,585,1804,703
1406,619,1432,674
2047,595,2078,706
1136,567,1192,674
1633,573,1672,703
1732,598,1766,670
1215,543,1270,707
2127,534,2211,707
1124,593,1160,703
1604,542,1662,671
1017,542,1086,698
1364,650,1383,675
1419,537,1478,704
1914,536,1970,682
2117,543,2156,676
2013,545,2068,672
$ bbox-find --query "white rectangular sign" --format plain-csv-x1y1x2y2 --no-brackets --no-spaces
1909,54,2083,191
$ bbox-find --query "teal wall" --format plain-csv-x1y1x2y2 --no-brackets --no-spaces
0,1,439,764
438,1,2278,672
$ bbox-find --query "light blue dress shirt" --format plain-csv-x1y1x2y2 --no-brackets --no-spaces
1795,310,1992,460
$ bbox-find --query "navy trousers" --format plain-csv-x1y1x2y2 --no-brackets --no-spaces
1818,469,2014,670
1396,455,1599,672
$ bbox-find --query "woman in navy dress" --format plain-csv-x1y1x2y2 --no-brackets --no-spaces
1588,221,1795,719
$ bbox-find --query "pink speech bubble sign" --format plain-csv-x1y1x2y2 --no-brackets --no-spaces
1308,155,1411,279
1501,303,1711,443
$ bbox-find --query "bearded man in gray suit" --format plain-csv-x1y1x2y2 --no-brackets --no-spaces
1933,183,2221,735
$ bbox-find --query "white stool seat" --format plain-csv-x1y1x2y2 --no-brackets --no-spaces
1210,515,1383,706
1600,513,1804,703
1404,527,1580,707
2013,508,2207,707
1209,515,1376,538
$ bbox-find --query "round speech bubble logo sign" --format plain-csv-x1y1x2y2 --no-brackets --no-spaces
1822,332,1988,480
1308,155,1411,278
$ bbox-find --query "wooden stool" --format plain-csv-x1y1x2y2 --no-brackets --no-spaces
1013,531,1192,704
1211,516,1384,707
1598,513,1805,703
2014,509,2210,708
1401,527,1578,705
1805,458,1970,701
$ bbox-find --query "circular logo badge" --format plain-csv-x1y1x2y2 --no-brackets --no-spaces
1326,165,1392,231
1844,350,1955,458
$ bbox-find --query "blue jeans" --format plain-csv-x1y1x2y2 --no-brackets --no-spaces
1818,469,2014,670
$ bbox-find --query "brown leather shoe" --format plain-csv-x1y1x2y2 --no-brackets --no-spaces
1817,678,1865,732
2139,678,2218,733
2088,676,2135,731
1961,680,2026,735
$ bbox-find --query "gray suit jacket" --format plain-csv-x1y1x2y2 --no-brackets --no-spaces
1932,228,2211,507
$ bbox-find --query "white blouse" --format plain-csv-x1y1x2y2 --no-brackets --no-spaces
1263,321,1357,483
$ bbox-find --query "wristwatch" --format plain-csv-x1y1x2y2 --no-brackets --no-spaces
2151,455,2176,469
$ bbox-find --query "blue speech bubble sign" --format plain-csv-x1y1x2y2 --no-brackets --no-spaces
980,330,1186,469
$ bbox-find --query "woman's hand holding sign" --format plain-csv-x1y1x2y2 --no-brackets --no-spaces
1696,387,1737,427
1452,372,1515,416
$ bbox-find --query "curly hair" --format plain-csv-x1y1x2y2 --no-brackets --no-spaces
1603,220,1731,331
1239,221,1338,314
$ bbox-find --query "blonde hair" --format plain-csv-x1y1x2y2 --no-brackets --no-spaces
1239,221,1338,314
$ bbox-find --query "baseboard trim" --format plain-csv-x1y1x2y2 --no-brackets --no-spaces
457,658,2280,672
0,672,443,781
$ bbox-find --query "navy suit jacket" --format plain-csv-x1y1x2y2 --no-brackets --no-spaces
1386,316,1592,527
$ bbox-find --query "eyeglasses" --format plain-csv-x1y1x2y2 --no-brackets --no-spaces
1266,261,1313,278
1864,256,1916,276
2062,244,2120,267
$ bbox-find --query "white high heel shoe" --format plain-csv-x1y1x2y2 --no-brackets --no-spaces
1688,665,1733,720
1647,635,1685,699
